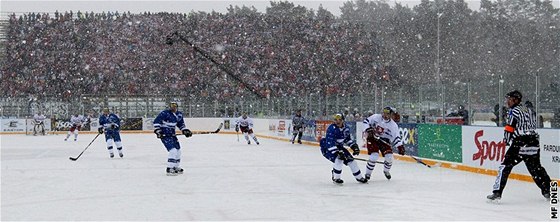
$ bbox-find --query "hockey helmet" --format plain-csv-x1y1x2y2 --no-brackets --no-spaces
333,113,345,121
169,102,179,109
505,90,522,100
383,106,396,114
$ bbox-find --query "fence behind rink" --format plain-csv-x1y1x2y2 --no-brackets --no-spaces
1,79,559,128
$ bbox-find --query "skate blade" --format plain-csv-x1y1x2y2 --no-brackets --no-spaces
486,199,501,204
166,173,179,176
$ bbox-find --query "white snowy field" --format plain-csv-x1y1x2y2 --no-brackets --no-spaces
1,133,553,221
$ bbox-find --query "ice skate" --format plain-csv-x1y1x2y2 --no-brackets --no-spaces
166,167,178,176
332,178,344,185
356,177,368,184
543,193,551,201
331,170,343,185
110,153,114,158
384,171,391,180
174,167,184,174
486,192,501,203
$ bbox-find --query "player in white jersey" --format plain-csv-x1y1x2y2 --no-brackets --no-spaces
65,114,86,141
361,107,405,180
235,113,260,145
33,112,47,136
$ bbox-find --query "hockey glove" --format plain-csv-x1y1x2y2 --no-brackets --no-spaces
397,145,405,155
154,129,163,138
182,129,192,138
235,125,239,132
98,127,104,134
337,150,347,161
350,143,360,156
110,123,118,130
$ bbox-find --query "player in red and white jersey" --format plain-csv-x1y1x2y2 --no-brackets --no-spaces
361,107,405,181
235,113,260,145
65,114,87,141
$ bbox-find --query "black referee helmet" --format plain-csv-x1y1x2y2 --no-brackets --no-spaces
506,90,522,101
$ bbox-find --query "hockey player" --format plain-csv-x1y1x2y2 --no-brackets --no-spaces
64,114,86,141
235,113,260,145
98,108,124,158
153,102,192,176
320,114,367,184
487,90,552,201
291,109,306,144
362,107,405,181
33,112,46,136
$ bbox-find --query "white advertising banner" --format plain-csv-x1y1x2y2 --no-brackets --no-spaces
1,119,26,132
267,119,292,139
462,126,560,179
537,129,560,179
142,118,155,131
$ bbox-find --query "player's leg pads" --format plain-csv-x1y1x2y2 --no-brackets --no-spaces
168,148,179,169
348,161,364,180
333,158,343,178
384,153,393,172
366,153,378,179
115,140,123,157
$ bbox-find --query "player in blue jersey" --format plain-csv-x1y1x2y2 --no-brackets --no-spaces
153,102,192,176
320,114,368,184
98,108,124,158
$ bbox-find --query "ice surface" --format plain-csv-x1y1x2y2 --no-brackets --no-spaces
1,134,552,221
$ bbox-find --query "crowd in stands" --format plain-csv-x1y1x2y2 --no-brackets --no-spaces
2,10,390,102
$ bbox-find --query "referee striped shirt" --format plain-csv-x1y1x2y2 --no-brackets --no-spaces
504,103,538,154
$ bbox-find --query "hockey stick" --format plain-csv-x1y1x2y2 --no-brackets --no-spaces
69,133,101,161
159,123,224,138
192,123,223,135
371,135,436,168
409,155,440,168
354,157,385,164
236,131,240,142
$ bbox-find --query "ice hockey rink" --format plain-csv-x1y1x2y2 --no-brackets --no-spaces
1,133,553,221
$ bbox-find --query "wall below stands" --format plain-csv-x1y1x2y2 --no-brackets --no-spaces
2,117,558,181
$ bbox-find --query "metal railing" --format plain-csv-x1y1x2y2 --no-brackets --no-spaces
2,77,559,128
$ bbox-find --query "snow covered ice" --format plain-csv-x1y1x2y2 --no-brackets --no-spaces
1,133,552,221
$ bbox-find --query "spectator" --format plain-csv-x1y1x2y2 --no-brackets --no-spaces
457,105,469,125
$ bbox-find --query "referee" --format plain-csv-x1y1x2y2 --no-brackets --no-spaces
487,90,551,201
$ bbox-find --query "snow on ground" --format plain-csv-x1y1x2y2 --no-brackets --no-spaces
1,133,552,221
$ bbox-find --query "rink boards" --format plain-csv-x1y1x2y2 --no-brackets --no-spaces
2,117,559,182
